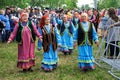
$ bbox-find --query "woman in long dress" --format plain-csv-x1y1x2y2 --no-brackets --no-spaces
7,12,42,72
40,15,61,72
57,14,75,55
74,13,99,72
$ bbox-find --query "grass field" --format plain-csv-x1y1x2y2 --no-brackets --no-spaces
0,41,117,80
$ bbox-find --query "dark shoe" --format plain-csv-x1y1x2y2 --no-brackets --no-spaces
38,48,41,51
41,67,52,72
28,68,33,72
64,52,67,55
82,69,88,73
44,69,52,72
68,52,72,55
108,56,113,59
22,69,27,72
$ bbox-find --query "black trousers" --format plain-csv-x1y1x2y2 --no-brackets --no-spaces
1,30,10,42
110,41,119,57
104,42,109,56
5,30,10,41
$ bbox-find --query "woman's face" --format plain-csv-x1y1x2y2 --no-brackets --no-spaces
81,13,88,22
104,11,108,16
21,15,28,22
6,9,11,13
88,10,93,16
74,12,79,18
32,9,34,13
63,15,68,22
81,16,87,22
93,11,98,15
44,10,49,16
45,17,50,25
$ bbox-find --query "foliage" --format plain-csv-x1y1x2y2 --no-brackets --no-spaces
0,0,30,9
81,4,90,10
30,0,78,9
0,0,78,9
64,0,78,9
97,0,120,10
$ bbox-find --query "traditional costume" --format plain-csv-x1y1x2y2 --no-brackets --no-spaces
40,15,61,71
8,13,42,72
37,27,43,50
74,13,98,71
57,16,75,55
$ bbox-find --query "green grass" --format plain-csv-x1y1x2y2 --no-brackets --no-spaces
0,41,117,80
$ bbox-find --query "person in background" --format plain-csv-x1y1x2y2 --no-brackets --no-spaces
98,10,109,38
105,7,120,59
5,7,11,19
98,10,109,56
87,9,96,24
49,9,57,27
72,11,80,31
93,9,101,31
9,6,17,32
0,9,10,42
37,12,43,50
29,8,35,20
57,14,75,55
117,7,120,18
37,7,43,50
67,11,73,21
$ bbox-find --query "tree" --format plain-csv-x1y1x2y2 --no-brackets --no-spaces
0,0,30,9
81,4,90,10
64,0,78,9
0,0,78,9
97,0,120,10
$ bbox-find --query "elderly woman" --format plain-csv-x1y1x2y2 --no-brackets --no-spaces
7,12,42,72
40,15,61,72
74,13,99,72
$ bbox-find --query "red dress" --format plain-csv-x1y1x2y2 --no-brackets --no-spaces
8,22,42,69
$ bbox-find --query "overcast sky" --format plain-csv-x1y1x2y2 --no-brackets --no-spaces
77,0,94,8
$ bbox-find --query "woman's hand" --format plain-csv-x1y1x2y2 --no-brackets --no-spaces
39,36,43,42
110,24,114,28
7,40,11,44
74,42,77,48
95,41,99,47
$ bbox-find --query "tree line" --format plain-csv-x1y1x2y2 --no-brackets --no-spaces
0,0,78,9
97,0,120,9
